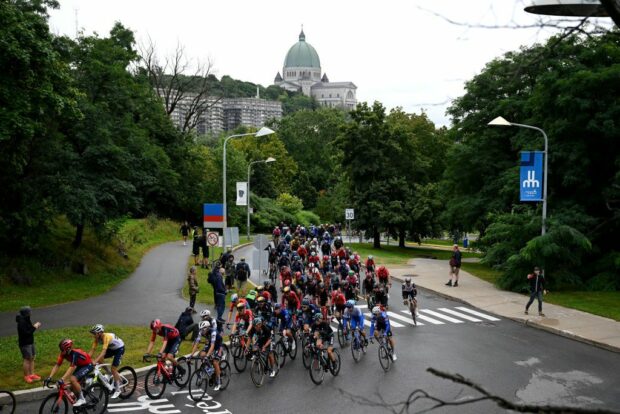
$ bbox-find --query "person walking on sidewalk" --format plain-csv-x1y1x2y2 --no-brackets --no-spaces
445,244,462,287
180,221,190,246
235,257,251,296
187,266,199,310
16,306,42,383
525,266,547,316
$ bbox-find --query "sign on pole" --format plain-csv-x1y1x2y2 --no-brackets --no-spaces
520,151,544,202
203,204,224,228
236,182,248,206
223,227,239,247
345,208,355,220
206,231,219,247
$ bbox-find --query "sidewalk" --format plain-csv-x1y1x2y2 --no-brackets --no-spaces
389,258,620,353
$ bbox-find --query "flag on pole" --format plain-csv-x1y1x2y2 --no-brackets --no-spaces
236,182,248,206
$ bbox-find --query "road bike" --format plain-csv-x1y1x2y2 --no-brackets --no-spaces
375,335,395,372
230,332,250,372
336,315,350,348
88,363,137,400
142,354,191,400
404,295,418,325
0,390,15,414
188,356,231,401
268,261,278,284
249,347,280,388
308,342,341,385
350,327,368,362
39,378,108,414
274,330,297,368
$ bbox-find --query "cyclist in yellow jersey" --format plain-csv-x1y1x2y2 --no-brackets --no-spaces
88,324,125,398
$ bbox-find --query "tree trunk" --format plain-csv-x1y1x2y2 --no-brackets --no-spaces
373,228,381,249
398,228,406,248
73,223,84,248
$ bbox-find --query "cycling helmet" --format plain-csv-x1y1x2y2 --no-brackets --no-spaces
89,324,104,334
368,255,373,260
295,271,302,278
59,338,73,352
231,293,238,303
150,319,162,331
348,270,354,276
313,313,322,321
318,282,325,289
254,316,264,325
309,263,315,268
405,277,411,284
263,280,270,288
372,306,381,315
256,296,266,303
284,279,291,287
199,320,211,330
236,302,245,310
301,298,310,307
283,286,291,293
256,285,264,292
274,303,282,310
200,309,211,318
346,299,356,308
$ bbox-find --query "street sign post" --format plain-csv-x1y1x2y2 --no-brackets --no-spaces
207,231,219,247
223,227,239,247
203,204,225,229
345,208,354,243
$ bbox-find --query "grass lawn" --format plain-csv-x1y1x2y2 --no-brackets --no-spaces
420,238,455,246
0,325,195,391
348,243,481,265
461,262,502,285
182,247,223,306
543,291,620,321
0,217,180,312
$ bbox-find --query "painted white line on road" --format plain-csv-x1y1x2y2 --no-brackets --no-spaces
438,308,482,322
456,307,501,321
408,311,444,325
420,309,464,323
364,313,405,327
386,311,424,326
356,304,368,309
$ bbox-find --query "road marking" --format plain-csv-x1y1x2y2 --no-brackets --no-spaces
386,311,424,326
456,307,501,321
420,309,464,323
356,304,368,309
438,308,482,322
364,313,405,327
408,311,444,325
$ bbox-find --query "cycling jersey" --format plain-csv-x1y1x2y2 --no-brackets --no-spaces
363,277,375,294
377,267,390,281
56,349,92,368
235,309,254,325
93,333,124,351
254,325,273,348
301,304,320,325
274,309,293,330
150,324,179,342
282,291,301,310
370,312,392,336
402,283,417,299
313,321,333,342
344,307,365,331
229,298,248,313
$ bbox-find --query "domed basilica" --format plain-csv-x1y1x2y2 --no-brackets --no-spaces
274,29,357,110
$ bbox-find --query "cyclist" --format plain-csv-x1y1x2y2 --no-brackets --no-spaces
330,286,347,319
226,293,246,327
87,324,125,398
299,298,320,334
402,277,418,312
265,280,278,304
377,265,391,289
363,271,376,298
191,320,224,391
245,289,258,310
281,285,301,313
312,313,337,369
365,255,376,276
200,309,221,334
372,281,389,309
250,316,278,378
44,339,93,407
344,300,367,346
145,319,186,377
273,303,295,351
255,296,273,327
370,306,397,361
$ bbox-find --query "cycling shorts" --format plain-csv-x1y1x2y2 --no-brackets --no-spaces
202,343,222,359
73,364,94,381
279,319,292,331
163,337,182,356
104,346,125,367
376,328,392,337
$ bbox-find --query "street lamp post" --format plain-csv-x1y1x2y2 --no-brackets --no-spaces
488,116,549,235
247,157,276,240
222,127,275,245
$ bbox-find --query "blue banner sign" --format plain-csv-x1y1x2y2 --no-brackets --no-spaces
520,151,544,202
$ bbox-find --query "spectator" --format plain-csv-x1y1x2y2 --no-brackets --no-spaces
525,267,547,317
180,221,190,246
200,228,209,269
191,226,202,266
175,307,198,341
224,255,236,290
445,244,462,287
16,306,41,383
187,266,199,311
213,267,227,321
235,257,251,296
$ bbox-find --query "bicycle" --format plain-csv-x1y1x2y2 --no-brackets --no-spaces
188,356,231,401
268,262,278,284
230,332,250,372
249,347,279,388
308,342,341,385
350,328,368,362
142,354,191,400
0,390,15,414
88,363,137,400
404,295,418,325
39,378,108,414
374,335,395,372
274,331,297,368
336,316,350,348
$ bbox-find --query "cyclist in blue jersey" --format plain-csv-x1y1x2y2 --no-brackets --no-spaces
273,303,295,351
343,300,367,346
370,306,396,361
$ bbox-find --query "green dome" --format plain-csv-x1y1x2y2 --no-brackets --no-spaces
284,30,321,69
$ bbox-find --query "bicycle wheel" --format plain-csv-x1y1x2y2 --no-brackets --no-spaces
219,360,231,390
302,345,312,369
188,369,208,402
0,390,16,414
337,323,345,348
84,383,108,414
117,366,137,399
288,335,298,360
174,357,191,388
38,393,67,414
275,340,287,368
221,343,231,363
250,359,265,388
233,346,248,372
309,355,324,385
329,349,341,376
144,367,166,400
378,344,391,372
410,301,417,326
351,336,362,362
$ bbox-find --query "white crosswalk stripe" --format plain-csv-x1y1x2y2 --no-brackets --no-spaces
386,311,423,326
456,307,501,321
364,313,405,328
438,308,482,322
420,309,464,323
408,311,444,325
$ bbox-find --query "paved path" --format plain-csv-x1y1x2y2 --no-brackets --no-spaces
389,258,620,352
0,242,192,337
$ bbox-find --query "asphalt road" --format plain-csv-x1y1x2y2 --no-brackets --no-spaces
17,281,620,413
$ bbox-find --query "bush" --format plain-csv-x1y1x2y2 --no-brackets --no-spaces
295,210,321,227
276,193,303,215
252,195,295,233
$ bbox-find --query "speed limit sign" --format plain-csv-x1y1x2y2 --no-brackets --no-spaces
207,231,219,247
345,209,355,220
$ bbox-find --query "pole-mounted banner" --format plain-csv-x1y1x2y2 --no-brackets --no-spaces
520,151,544,202
236,182,248,206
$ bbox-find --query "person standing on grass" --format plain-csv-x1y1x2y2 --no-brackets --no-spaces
187,266,199,311
445,244,462,287
213,267,227,321
235,257,251,296
525,266,547,317
180,221,190,246
16,306,41,383
200,227,209,268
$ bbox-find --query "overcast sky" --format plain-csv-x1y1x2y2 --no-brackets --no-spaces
48,0,600,127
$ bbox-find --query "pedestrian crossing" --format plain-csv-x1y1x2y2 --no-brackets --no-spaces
331,304,501,330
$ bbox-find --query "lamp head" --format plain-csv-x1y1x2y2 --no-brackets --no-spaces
488,116,512,126
255,127,275,137
265,157,276,163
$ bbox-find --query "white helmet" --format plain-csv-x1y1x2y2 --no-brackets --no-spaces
372,306,381,315
199,320,211,330
200,309,211,318
89,324,104,334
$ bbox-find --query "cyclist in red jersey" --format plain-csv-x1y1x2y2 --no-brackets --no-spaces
281,286,301,312
330,287,347,318
377,265,391,289
145,319,185,376
44,339,93,407
232,302,254,335
226,293,247,326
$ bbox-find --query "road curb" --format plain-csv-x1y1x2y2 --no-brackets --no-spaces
390,273,620,354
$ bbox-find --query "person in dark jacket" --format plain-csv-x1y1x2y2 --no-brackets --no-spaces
525,267,547,316
235,257,251,296
175,307,198,341
445,244,462,287
16,306,42,383
213,267,228,321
